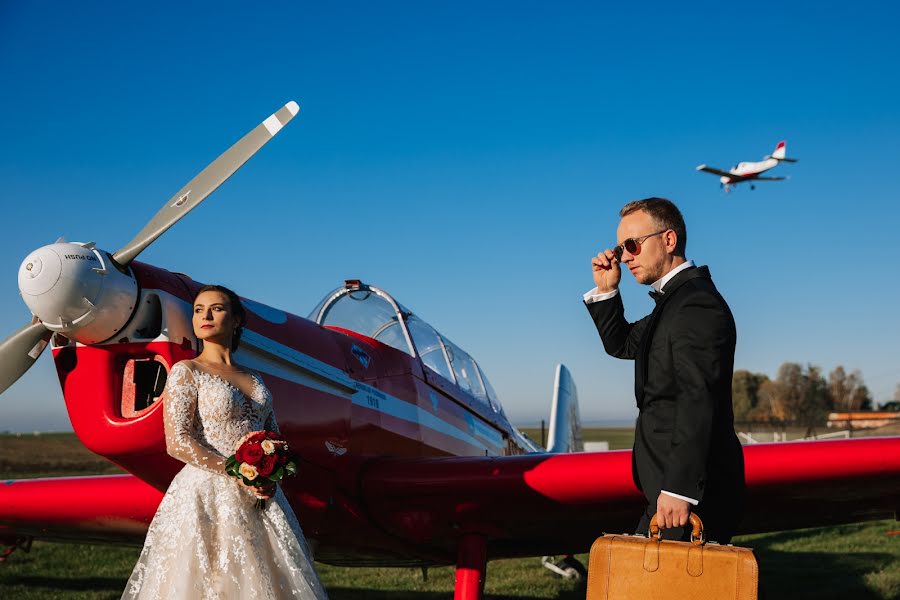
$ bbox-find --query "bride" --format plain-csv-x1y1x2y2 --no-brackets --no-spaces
123,285,328,599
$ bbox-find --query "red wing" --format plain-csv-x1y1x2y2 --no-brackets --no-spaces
4,438,898,559
0,474,162,545
360,437,900,558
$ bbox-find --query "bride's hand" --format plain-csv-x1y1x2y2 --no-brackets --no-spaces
238,478,276,500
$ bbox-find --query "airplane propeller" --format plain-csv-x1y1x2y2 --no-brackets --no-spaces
113,101,299,267
0,322,53,395
0,101,300,395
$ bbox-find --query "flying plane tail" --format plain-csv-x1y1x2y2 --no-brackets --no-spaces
768,140,798,162
546,364,583,453
771,141,787,159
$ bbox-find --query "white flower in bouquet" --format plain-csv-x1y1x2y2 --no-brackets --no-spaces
238,463,259,481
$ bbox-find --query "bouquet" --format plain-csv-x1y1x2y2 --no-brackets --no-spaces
225,430,299,509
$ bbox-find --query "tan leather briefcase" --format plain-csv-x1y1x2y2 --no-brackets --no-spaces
586,513,758,600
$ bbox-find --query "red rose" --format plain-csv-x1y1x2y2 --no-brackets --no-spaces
257,454,277,477
247,431,267,443
237,442,264,465
267,431,283,441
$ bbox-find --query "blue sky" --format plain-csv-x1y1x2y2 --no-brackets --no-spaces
1,2,899,431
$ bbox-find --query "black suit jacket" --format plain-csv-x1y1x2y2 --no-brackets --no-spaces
586,266,745,531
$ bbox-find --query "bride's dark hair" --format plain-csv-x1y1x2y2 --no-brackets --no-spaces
194,284,247,352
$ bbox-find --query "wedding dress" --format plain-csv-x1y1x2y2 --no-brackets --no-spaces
122,362,327,599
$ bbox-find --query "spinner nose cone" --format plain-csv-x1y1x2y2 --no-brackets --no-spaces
17,243,102,330
13,242,138,344
18,246,64,298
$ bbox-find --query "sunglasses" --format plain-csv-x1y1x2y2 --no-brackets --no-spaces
613,230,668,261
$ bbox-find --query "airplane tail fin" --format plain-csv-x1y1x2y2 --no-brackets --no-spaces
771,140,787,160
768,140,798,162
546,364,583,453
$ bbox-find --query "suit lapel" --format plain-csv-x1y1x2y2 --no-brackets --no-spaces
635,266,710,408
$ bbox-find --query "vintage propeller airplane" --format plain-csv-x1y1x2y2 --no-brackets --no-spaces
697,141,798,192
1,105,897,599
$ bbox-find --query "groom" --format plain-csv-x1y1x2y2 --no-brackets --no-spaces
584,197,745,543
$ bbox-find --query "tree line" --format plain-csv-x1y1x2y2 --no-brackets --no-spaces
731,364,896,425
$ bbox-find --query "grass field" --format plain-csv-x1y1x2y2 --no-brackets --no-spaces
520,428,635,451
2,431,898,599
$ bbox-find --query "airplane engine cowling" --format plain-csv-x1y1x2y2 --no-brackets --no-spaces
18,242,138,345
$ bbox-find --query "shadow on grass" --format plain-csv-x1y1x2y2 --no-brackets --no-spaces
326,586,587,600
0,575,125,593
741,528,893,600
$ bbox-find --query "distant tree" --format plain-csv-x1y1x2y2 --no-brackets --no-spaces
880,400,900,411
756,378,786,421
850,384,872,411
767,362,829,431
732,370,767,421
735,364,877,423
827,366,871,411
799,365,829,436
774,362,804,420
827,366,848,411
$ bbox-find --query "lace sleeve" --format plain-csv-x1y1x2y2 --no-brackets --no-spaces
163,362,226,474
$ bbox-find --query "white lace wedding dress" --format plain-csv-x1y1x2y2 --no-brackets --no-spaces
122,362,328,599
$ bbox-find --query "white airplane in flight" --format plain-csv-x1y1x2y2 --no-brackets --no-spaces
697,141,798,192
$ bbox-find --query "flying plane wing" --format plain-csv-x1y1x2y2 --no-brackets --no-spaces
696,164,741,179
2,438,899,561
751,176,786,181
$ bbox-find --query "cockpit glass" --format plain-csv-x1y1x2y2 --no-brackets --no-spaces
479,367,504,414
315,290,412,355
444,339,487,401
407,316,455,382
311,284,503,413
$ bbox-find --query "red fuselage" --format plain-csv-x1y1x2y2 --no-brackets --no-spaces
52,261,533,565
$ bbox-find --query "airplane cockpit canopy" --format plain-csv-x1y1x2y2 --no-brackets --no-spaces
310,280,504,414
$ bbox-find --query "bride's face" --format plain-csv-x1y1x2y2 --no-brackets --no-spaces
192,290,236,347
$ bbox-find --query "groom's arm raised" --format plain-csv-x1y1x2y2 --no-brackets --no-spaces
584,249,649,359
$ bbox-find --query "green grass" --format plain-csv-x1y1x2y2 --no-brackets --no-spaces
0,432,125,480
3,521,899,599
2,431,899,598
519,427,635,451
735,520,900,599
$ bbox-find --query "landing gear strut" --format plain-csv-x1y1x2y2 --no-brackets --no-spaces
542,554,588,580
454,533,487,600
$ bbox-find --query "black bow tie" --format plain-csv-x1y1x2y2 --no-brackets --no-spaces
649,290,663,303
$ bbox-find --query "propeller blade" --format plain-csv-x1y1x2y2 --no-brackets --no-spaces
112,101,300,266
0,321,53,395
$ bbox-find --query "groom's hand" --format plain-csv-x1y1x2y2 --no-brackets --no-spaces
592,249,621,293
656,493,690,530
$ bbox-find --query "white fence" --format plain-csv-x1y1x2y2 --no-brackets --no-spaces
737,430,852,444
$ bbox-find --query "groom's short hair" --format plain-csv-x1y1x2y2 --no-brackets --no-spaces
620,197,687,256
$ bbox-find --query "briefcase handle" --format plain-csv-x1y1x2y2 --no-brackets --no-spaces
648,512,705,546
